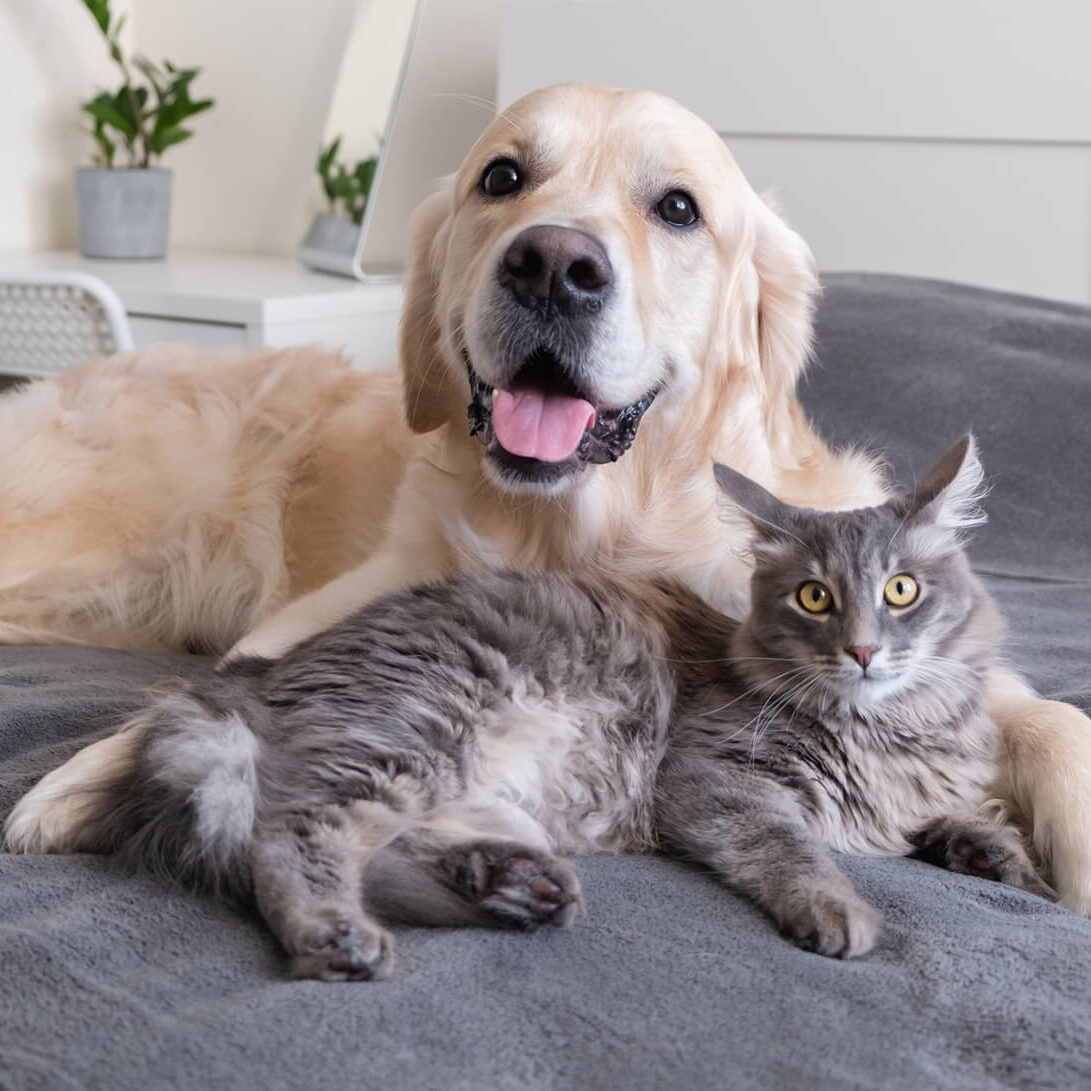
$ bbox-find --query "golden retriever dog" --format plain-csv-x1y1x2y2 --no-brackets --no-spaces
4,83,1091,916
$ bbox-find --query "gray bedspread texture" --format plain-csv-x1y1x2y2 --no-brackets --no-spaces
1,273,1089,1091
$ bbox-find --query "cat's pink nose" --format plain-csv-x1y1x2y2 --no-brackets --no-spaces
846,644,880,669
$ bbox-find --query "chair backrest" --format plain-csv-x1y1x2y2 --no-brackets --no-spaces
0,272,135,379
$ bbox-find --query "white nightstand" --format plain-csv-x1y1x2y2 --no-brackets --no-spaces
0,250,404,371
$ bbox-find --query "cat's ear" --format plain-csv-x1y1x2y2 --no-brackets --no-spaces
713,462,799,540
904,435,988,531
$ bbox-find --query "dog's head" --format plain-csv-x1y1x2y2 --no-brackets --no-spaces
401,82,817,495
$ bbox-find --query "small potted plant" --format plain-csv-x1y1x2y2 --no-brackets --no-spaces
298,136,379,264
75,0,214,259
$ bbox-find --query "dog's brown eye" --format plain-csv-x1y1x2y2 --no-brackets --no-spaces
656,190,699,227
481,159,523,197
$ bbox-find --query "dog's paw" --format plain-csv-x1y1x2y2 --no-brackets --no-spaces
290,914,394,982
776,884,881,959
448,841,583,930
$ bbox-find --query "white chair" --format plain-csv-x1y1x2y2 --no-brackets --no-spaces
0,272,135,379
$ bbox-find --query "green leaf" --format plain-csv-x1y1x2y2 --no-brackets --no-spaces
152,99,211,147
314,141,380,222
164,68,200,101
168,65,200,83
149,126,193,156
354,156,378,197
113,86,143,138
318,136,342,176
175,97,214,122
82,95,137,139
134,55,166,99
80,0,110,36
90,118,115,167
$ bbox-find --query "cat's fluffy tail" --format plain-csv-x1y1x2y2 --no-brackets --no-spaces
71,677,266,903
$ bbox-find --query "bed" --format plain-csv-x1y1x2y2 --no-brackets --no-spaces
2,273,1090,1090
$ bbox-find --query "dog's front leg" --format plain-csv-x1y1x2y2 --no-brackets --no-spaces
225,547,440,661
988,665,1091,915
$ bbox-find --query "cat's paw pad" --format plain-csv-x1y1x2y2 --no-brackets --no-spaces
950,833,1007,877
291,915,394,982
947,832,1052,898
452,843,582,929
779,887,880,959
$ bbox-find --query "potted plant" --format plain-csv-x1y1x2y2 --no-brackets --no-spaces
75,0,214,259
298,136,379,263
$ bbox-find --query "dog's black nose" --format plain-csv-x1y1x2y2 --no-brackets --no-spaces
501,225,612,314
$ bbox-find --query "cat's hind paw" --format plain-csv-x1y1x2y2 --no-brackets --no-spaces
953,828,1052,899
914,816,1053,900
449,841,583,930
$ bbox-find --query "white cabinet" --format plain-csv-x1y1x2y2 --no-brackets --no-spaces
0,250,404,370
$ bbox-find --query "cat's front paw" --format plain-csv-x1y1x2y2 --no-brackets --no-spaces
776,884,881,959
290,914,394,982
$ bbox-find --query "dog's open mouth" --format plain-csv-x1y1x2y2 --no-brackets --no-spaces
466,349,657,477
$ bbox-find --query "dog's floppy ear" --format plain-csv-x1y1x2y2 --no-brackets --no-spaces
400,183,458,434
750,198,819,408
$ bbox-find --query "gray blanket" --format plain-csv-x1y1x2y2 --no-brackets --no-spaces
2,274,1090,1091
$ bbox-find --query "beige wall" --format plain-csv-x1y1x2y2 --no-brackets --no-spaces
1,0,134,251
133,0,360,256
499,0,1091,305
324,0,417,166
2,0,367,256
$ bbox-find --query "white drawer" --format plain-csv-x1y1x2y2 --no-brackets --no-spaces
129,314,248,349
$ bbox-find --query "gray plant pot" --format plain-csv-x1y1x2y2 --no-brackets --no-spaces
75,167,173,260
296,211,365,278
299,210,361,257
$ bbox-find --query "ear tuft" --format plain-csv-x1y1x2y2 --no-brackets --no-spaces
908,435,988,532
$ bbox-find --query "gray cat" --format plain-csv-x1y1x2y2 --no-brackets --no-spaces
56,436,1048,980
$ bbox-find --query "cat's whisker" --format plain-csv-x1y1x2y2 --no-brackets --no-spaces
784,676,826,733
712,669,819,746
654,654,797,666
747,686,818,765
696,665,814,718
743,671,822,759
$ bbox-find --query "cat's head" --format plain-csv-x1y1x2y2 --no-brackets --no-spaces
714,437,1000,712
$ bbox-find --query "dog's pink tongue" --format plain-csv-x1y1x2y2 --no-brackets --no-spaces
492,389,596,462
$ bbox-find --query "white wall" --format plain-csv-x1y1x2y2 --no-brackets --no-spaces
1,0,372,257
132,0,361,256
0,0,134,252
499,0,1091,305
323,0,417,166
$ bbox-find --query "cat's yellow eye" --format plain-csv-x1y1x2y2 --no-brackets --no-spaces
797,581,833,614
884,574,919,608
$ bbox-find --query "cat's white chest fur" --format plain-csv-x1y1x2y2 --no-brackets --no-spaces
805,712,998,855
465,676,664,854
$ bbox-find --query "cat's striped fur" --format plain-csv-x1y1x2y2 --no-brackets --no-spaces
27,440,1048,979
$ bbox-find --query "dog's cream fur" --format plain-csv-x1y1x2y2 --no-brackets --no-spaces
4,84,1091,914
